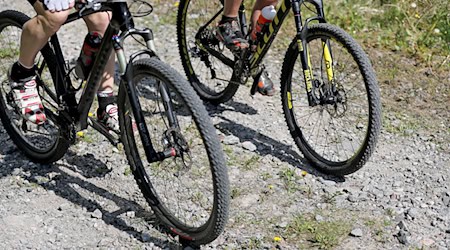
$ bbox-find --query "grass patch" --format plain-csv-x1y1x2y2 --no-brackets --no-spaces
230,187,243,199
364,217,393,243
285,213,352,249
326,0,449,60
242,155,260,170
382,111,423,136
0,47,19,59
76,131,94,144
124,166,132,176
321,191,344,204
278,167,300,193
223,145,262,170
245,237,264,249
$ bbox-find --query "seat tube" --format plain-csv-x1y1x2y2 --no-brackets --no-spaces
238,2,248,36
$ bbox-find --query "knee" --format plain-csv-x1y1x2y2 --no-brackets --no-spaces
84,12,111,35
38,12,68,36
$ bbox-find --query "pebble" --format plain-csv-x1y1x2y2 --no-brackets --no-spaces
141,233,151,242
421,238,435,247
223,135,240,145
397,230,410,245
319,178,336,186
315,215,324,222
406,208,420,220
125,211,135,218
350,228,363,237
91,209,103,219
397,221,409,231
241,141,257,152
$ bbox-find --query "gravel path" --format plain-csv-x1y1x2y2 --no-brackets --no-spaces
0,1,449,249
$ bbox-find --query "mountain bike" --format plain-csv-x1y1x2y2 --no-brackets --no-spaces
177,0,381,176
0,0,229,245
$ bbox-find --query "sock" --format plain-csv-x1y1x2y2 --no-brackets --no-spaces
97,90,115,115
220,15,238,25
10,61,36,83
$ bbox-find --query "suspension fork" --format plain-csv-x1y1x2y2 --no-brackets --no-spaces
302,0,335,93
115,34,175,163
158,82,179,128
314,3,334,84
292,0,318,106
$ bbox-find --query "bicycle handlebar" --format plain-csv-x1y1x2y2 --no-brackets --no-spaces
75,0,127,12
38,0,152,21
38,0,127,12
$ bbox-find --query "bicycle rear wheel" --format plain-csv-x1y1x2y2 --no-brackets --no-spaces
0,10,70,163
280,24,381,176
177,0,239,104
118,58,229,245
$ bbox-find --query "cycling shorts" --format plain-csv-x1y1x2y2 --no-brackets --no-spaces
28,0,37,6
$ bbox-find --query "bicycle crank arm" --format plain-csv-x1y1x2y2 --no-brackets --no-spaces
88,116,120,146
199,43,235,68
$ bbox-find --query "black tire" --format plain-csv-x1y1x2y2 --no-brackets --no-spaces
118,58,229,245
177,0,239,105
0,10,70,163
280,23,381,176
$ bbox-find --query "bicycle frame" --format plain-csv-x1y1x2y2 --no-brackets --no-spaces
41,1,172,162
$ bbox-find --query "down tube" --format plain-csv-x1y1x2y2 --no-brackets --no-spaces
249,0,291,68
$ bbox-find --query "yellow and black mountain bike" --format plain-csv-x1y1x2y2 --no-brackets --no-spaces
177,0,381,176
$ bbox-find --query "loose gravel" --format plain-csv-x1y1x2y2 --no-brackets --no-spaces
0,1,449,249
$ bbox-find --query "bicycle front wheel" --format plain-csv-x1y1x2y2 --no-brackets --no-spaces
280,23,381,176
177,0,239,104
118,58,229,245
0,10,70,163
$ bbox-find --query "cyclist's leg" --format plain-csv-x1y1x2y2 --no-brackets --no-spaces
10,1,71,124
223,0,242,17
83,12,114,94
82,12,119,132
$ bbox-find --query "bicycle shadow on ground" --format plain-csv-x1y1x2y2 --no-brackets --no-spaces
205,100,258,116
0,136,183,249
63,150,111,179
214,116,346,182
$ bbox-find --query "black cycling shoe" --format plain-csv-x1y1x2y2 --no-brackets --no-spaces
216,20,249,51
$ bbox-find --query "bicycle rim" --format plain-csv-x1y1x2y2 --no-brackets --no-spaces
281,24,380,174
0,11,64,160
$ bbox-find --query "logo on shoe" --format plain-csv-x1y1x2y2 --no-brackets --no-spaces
107,106,118,114
24,80,36,88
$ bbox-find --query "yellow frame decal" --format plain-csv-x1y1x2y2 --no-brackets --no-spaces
323,41,334,82
287,91,293,109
